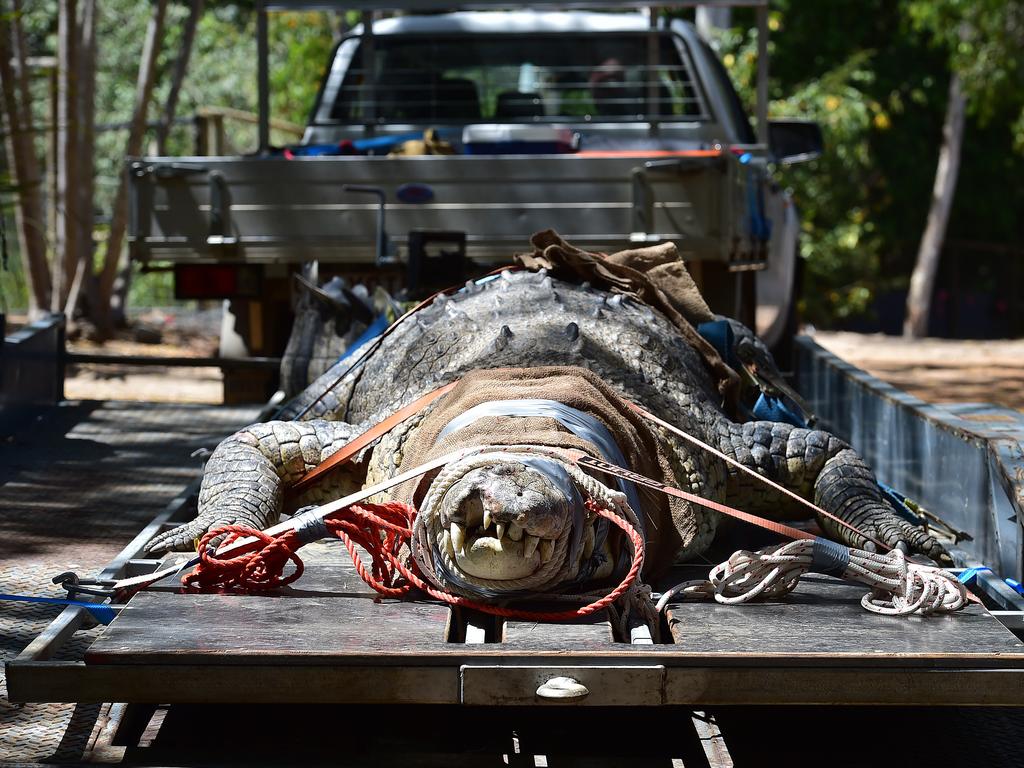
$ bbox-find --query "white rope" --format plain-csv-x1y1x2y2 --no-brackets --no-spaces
656,539,968,617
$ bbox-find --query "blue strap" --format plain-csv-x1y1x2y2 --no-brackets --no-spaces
957,566,991,585
333,313,390,366
877,482,924,525
1005,578,1024,595
696,319,738,369
752,392,807,428
0,593,117,624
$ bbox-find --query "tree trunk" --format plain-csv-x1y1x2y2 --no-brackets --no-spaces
97,0,168,331
54,0,80,314
903,74,966,339
0,1,51,316
155,0,204,155
64,0,97,320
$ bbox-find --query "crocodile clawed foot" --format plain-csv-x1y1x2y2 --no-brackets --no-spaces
144,517,232,555
848,509,953,567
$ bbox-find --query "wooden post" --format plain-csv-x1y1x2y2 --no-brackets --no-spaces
54,0,79,313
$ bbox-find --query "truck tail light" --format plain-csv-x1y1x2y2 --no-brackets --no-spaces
174,264,263,300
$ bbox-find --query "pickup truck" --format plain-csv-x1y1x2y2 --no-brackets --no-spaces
127,4,822,384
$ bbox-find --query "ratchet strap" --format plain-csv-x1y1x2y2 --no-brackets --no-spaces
288,381,458,497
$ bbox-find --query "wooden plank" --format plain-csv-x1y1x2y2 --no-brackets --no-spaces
501,611,616,649
663,667,1024,706
8,661,456,704
665,574,1024,660
85,591,452,663
12,659,1024,705
88,571,1024,666
146,539,377,597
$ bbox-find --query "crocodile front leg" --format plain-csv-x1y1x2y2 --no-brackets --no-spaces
717,420,950,563
145,419,361,553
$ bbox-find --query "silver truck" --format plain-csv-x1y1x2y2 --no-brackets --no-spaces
128,1,821,377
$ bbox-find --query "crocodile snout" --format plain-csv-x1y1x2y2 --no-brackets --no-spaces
437,461,592,581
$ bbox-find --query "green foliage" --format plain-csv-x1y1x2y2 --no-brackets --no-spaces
708,0,1024,329
0,213,28,313
2,2,338,315
906,0,1024,130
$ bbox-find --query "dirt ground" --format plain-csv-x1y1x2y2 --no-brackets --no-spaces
63,308,225,404
810,331,1024,412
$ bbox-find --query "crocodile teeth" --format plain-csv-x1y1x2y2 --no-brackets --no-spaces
495,522,506,541
539,539,555,564
483,510,493,532
507,522,524,541
523,534,540,559
450,523,466,555
583,525,595,559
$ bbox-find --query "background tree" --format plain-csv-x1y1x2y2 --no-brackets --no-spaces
903,0,1024,337
710,0,1024,335
0,1,336,333
0,1,50,317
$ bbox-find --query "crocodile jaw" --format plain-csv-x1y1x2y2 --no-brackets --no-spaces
438,461,575,581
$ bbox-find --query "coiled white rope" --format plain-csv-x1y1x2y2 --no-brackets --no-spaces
656,539,968,617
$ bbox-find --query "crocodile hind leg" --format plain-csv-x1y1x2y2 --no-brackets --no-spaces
145,419,362,554
717,420,951,563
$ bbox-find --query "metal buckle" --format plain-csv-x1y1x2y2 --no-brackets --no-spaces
52,571,119,599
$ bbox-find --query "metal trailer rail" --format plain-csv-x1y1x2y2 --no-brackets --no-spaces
4,395,284,702
794,335,1024,585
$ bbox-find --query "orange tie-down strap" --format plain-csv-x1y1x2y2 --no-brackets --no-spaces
627,403,889,552
287,380,882,552
288,382,458,497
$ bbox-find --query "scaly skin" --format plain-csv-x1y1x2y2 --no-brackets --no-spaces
147,270,948,571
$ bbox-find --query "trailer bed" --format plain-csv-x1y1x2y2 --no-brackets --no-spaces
13,534,1024,708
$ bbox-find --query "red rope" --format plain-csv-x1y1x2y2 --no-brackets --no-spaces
182,498,645,622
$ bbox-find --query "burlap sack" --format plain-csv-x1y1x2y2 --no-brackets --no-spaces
396,367,694,578
515,230,739,413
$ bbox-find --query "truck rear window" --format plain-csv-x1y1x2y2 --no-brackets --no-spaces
324,33,706,124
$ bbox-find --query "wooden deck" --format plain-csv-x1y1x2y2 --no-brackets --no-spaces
13,538,1022,707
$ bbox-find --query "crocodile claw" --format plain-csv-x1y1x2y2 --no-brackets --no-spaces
144,517,227,555
847,509,953,567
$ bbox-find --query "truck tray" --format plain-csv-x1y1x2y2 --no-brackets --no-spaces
11,535,1024,707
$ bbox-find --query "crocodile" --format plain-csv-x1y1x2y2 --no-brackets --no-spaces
146,264,950,599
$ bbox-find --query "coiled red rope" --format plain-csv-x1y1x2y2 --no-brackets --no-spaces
182,498,645,622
